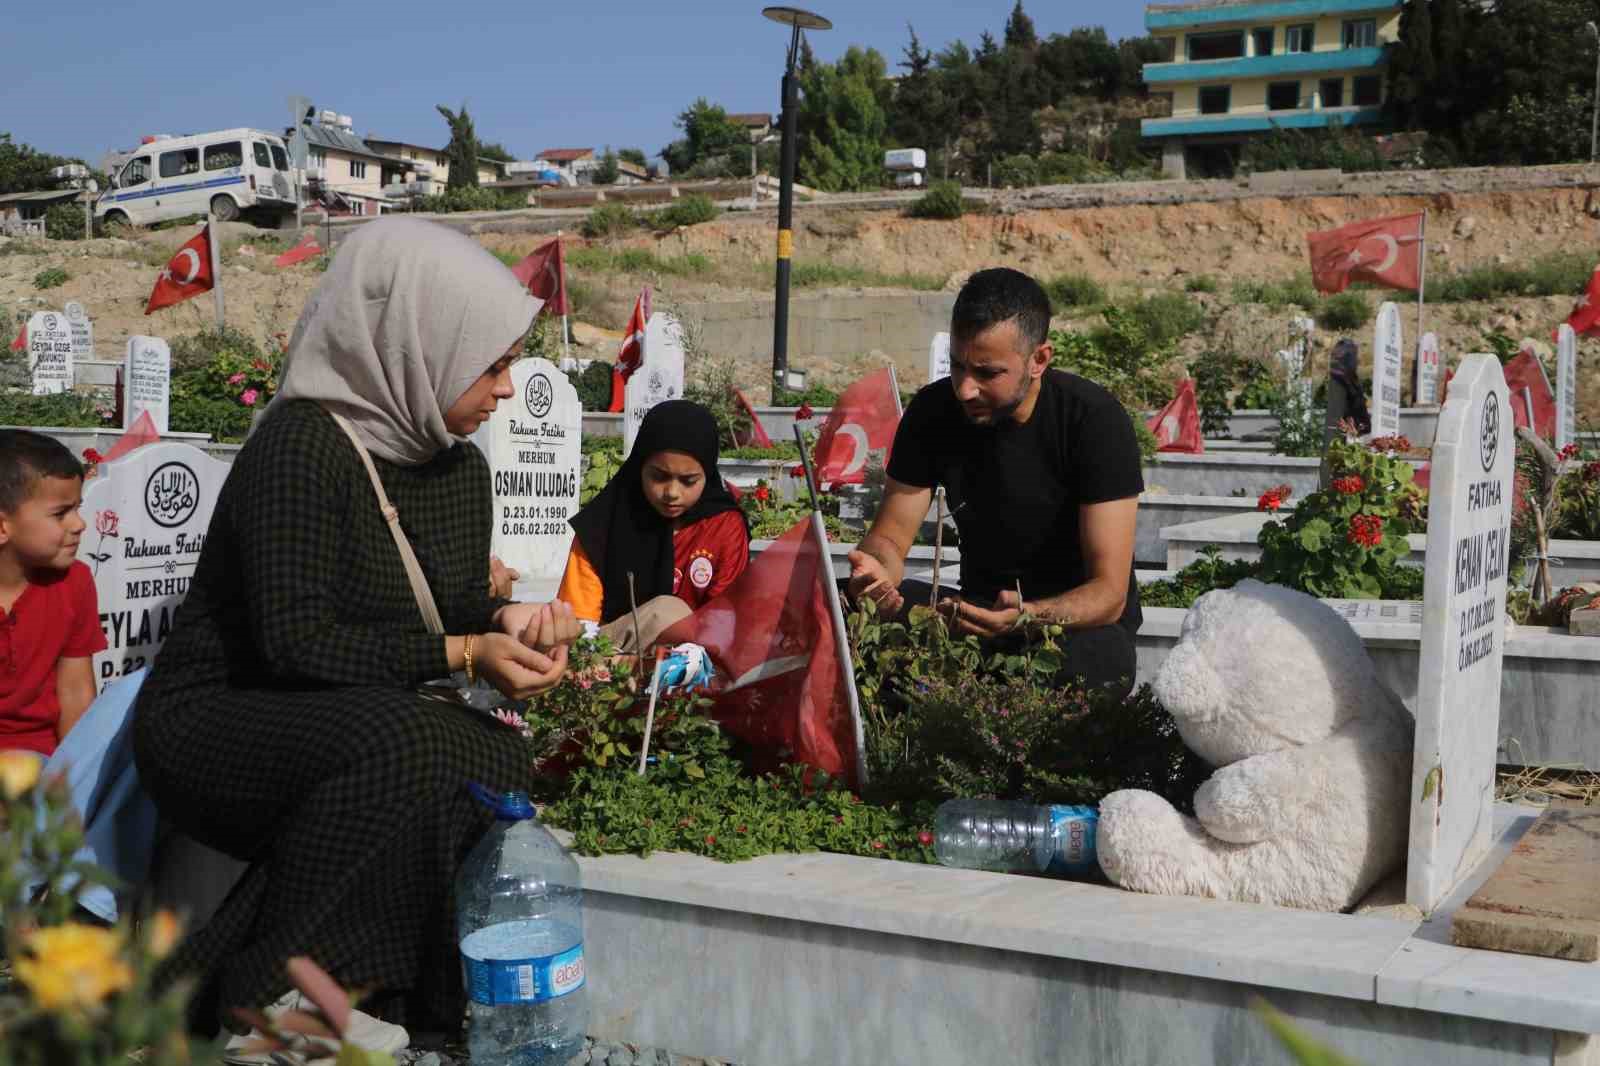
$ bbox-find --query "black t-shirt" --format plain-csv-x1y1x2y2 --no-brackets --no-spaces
886,369,1144,635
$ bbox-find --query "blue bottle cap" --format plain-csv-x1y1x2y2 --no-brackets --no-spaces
467,782,537,821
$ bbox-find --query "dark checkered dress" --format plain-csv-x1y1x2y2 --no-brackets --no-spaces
133,400,530,1034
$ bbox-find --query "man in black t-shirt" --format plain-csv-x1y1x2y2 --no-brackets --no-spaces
847,268,1144,696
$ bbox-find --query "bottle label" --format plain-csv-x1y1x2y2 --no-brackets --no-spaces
463,943,585,1006
1044,806,1098,876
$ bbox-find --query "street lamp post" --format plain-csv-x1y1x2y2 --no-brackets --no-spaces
1588,23,1600,164
762,6,831,402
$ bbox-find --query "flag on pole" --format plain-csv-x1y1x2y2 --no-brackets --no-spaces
511,238,569,315
609,286,651,413
1503,348,1556,439
1306,212,1425,295
9,321,24,353
659,516,863,787
104,410,161,462
1563,264,1600,338
730,387,774,448
811,368,901,487
1146,378,1204,453
145,225,215,314
272,229,322,268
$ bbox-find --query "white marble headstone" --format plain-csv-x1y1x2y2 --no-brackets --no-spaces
124,336,171,433
80,442,230,694
1407,353,1515,914
928,331,950,383
1372,302,1403,437
27,310,73,396
1556,324,1577,453
623,312,685,458
64,301,93,360
1415,331,1440,407
472,357,581,586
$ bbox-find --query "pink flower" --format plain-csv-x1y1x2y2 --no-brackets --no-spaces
592,667,611,683
95,510,119,537
577,676,593,690
491,709,531,738
239,388,260,407
227,372,246,386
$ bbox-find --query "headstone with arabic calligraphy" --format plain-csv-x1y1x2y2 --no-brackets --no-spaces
124,336,171,433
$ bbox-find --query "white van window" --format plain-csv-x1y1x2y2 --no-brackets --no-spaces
270,145,288,171
205,142,243,170
121,156,152,188
160,148,200,178
253,143,272,168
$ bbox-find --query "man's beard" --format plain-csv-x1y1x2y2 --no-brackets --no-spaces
961,374,1031,425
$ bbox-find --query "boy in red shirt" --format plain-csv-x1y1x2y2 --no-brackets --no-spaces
0,430,107,756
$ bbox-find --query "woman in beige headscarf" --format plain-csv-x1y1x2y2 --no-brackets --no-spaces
133,218,579,1058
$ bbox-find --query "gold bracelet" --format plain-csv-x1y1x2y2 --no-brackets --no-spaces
464,633,476,685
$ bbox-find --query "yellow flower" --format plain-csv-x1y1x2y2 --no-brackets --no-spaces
145,909,182,959
0,750,41,800
14,923,134,1013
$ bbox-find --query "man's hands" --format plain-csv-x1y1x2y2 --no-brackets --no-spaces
948,588,1025,638
476,632,569,699
846,549,905,614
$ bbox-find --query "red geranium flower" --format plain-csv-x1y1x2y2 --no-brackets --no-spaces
754,484,771,503
917,830,934,847
1560,443,1582,461
789,464,805,478
796,401,814,420
1333,475,1364,495
81,448,104,465
704,834,717,846
1347,513,1384,548
1586,461,1600,482
1258,490,1285,513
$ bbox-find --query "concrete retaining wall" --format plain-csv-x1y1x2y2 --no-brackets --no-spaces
680,291,955,370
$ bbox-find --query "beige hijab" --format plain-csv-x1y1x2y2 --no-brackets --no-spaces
269,217,541,465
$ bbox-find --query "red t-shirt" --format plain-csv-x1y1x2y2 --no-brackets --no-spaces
0,562,108,756
559,509,751,622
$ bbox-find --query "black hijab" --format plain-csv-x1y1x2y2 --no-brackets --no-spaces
570,399,746,623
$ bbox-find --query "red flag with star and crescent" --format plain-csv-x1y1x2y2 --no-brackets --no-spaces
511,238,569,316
145,225,215,314
272,229,322,268
9,321,23,353
1564,265,1600,338
1306,212,1424,295
608,286,651,413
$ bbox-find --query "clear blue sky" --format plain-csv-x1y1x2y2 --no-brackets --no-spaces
12,1,1145,166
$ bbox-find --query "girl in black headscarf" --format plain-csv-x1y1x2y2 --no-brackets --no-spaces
557,400,750,649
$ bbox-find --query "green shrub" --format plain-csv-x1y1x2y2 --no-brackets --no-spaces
167,337,283,442
1433,252,1592,303
567,246,711,277
1184,274,1219,293
1045,273,1106,310
1035,151,1115,185
1188,351,1234,437
646,194,718,230
44,203,87,241
0,390,106,428
32,267,68,290
789,262,943,291
1317,291,1371,331
991,154,1039,188
1231,275,1318,308
906,181,964,220
1241,124,1389,174
1126,292,1205,347
575,360,614,411
772,383,839,408
169,325,265,373
416,186,524,213
1234,359,1282,410
580,202,638,239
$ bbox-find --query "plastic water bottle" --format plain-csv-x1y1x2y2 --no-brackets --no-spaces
933,799,1099,878
457,786,589,1066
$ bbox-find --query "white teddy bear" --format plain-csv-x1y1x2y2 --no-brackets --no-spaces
1098,579,1414,912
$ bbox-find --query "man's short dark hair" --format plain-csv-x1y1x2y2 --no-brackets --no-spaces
951,268,1053,352
0,429,83,514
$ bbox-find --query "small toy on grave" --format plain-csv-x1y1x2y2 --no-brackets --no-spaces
1097,580,1414,912
650,643,714,693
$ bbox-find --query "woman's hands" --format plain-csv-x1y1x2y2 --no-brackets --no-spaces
488,555,520,599
493,601,582,650
476,633,569,700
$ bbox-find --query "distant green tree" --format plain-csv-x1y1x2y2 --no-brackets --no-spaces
1003,1,1038,51
660,99,745,175
618,147,648,167
797,46,891,192
436,104,481,189
477,140,516,163
593,147,620,186
0,133,86,195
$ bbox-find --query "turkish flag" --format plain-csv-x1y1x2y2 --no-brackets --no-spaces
1503,349,1556,439
9,321,23,352
730,387,774,448
1146,378,1204,453
1564,265,1600,338
1306,213,1424,294
812,368,900,487
511,238,569,315
272,230,322,268
659,517,861,787
145,226,214,314
105,411,161,462
609,286,650,413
